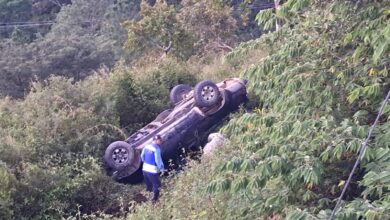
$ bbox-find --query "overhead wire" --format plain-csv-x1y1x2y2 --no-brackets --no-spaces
0,22,55,28
0,21,99,29
329,89,390,219
0,21,53,24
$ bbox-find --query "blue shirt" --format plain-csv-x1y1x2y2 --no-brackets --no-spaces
140,143,165,173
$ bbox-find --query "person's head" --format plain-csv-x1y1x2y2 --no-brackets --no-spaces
153,135,163,145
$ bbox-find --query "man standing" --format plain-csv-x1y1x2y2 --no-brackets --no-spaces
140,134,165,202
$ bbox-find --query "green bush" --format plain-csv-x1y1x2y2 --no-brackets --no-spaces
0,165,14,219
0,56,199,218
0,74,129,218
108,59,197,132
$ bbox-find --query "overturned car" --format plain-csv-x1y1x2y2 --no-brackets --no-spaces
104,78,247,180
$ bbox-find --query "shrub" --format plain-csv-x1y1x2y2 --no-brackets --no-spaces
0,165,14,219
108,59,197,132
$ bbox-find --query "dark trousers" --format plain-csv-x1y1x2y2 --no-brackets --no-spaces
143,171,161,201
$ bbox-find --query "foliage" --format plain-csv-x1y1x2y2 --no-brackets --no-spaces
0,75,126,217
0,53,198,218
1,0,389,219
0,0,71,43
129,0,390,219
8,156,140,219
124,0,253,62
124,0,195,61
128,155,238,220
0,0,140,98
0,164,14,219
178,0,238,55
256,0,311,31
0,0,260,98
107,58,197,132
220,1,389,218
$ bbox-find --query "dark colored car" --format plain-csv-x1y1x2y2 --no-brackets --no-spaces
104,78,247,180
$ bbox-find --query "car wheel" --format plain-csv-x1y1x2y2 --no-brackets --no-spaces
194,80,220,107
170,84,192,104
104,141,135,170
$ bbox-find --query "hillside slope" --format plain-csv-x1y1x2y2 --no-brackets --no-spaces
129,0,390,219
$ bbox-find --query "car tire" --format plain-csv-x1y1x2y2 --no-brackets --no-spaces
194,80,220,107
104,141,135,170
170,84,192,105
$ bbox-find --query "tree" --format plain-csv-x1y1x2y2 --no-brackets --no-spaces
0,0,141,98
0,0,31,41
178,0,238,55
123,0,195,61
0,0,71,42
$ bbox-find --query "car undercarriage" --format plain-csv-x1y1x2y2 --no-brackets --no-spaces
104,78,248,180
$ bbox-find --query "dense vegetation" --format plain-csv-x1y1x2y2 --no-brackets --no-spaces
0,0,389,219
0,0,140,98
0,0,263,218
130,0,390,219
